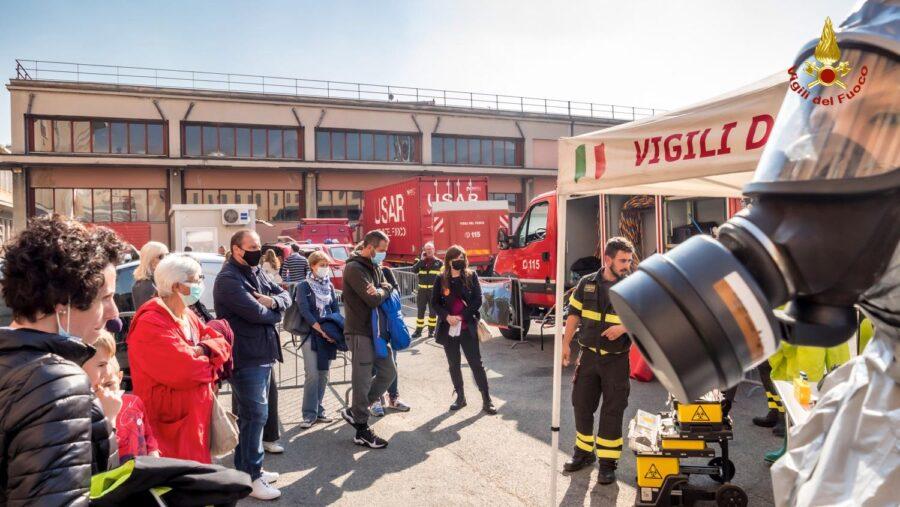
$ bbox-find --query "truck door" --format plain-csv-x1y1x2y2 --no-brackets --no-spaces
513,199,554,306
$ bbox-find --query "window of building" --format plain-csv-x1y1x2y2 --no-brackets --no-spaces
185,189,303,222
182,123,303,159
30,117,167,155
316,129,420,163
317,190,362,220
432,135,522,166
488,192,522,213
33,188,167,223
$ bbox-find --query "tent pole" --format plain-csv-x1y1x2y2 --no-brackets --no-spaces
549,193,568,506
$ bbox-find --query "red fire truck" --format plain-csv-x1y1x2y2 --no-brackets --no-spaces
362,177,488,264
431,200,509,273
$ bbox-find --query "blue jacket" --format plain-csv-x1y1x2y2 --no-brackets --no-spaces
213,258,292,369
311,313,348,370
374,290,411,352
296,279,341,327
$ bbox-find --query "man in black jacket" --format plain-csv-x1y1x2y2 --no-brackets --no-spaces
214,229,291,501
338,230,395,449
0,215,123,505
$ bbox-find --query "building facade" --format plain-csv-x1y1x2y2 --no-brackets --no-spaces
1,61,651,247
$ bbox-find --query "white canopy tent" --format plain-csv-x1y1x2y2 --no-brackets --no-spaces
548,72,788,504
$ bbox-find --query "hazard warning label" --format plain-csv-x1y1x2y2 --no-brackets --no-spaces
692,405,711,422
644,464,663,480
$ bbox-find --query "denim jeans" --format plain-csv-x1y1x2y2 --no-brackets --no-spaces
230,364,271,481
263,368,280,443
301,336,330,422
373,348,400,398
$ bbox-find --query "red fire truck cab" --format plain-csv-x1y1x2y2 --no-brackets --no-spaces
493,191,741,340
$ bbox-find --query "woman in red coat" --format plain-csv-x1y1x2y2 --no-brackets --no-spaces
127,254,231,463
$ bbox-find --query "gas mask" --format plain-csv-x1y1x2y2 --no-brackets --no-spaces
609,6,900,402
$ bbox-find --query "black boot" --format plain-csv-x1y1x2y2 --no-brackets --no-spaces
482,393,497,415
753,409,779,428
427,328,434,338
411,329,423,339
563,449,595,472
450,391,467,411
772,416,786,437
597,464,616,485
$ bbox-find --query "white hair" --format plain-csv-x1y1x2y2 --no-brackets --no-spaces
423,242,434,250
154,254,201,297
135,241,169,281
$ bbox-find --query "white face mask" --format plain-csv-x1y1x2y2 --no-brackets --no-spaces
56,301,72,338
316,267,329,278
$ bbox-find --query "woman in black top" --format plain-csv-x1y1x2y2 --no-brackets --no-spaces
431,245,496,415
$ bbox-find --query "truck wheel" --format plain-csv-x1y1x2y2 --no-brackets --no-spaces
500,319,531,340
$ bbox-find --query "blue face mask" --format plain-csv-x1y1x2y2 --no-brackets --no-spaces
180,282,204,306
373,251,387,265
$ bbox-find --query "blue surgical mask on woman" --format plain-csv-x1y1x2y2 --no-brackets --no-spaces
180,282,204,306
373,251,387,265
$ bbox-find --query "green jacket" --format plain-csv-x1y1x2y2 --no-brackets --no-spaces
768,342,851,382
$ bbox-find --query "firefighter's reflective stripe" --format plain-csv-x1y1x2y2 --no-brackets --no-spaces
579,343,628,356
428,316,437,328
418,284,434,289
596,437,623,459
427,270,442,275
575,432,594,452
596,437,623,447
569,294,583,310
595,436,623,459
569,296,620,324
766,391,785,413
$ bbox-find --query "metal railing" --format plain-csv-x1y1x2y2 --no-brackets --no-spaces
13,59,661,121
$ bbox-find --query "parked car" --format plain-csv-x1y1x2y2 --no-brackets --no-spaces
114,252,225,388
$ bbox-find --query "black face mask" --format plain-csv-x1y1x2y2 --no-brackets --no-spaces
451,259,466,271
241,249,262,267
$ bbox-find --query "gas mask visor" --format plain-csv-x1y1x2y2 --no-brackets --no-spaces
748,46,899,195
608,42,899,402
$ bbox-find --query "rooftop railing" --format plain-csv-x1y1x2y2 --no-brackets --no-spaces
14,59,661,121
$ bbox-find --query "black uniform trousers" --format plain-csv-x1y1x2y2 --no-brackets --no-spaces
757,361,784,414
415,288,437,334
572,348,630,469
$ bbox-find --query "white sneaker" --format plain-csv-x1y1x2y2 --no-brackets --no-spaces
250,478,281,500
261,469,280,483
299,419,314,429
263,441,284,454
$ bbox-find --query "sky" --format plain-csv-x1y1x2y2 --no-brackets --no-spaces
0,0,857,146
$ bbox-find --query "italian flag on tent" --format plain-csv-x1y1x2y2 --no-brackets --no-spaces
575,143,606,182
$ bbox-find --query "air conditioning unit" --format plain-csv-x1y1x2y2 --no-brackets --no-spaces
222,208,251,225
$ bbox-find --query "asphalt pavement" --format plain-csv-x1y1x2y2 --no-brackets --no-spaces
225,317,778,506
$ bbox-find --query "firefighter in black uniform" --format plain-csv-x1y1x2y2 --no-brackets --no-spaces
562,237,634,484
411,242,443,338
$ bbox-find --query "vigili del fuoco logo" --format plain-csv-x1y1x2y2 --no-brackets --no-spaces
787,17,869,106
